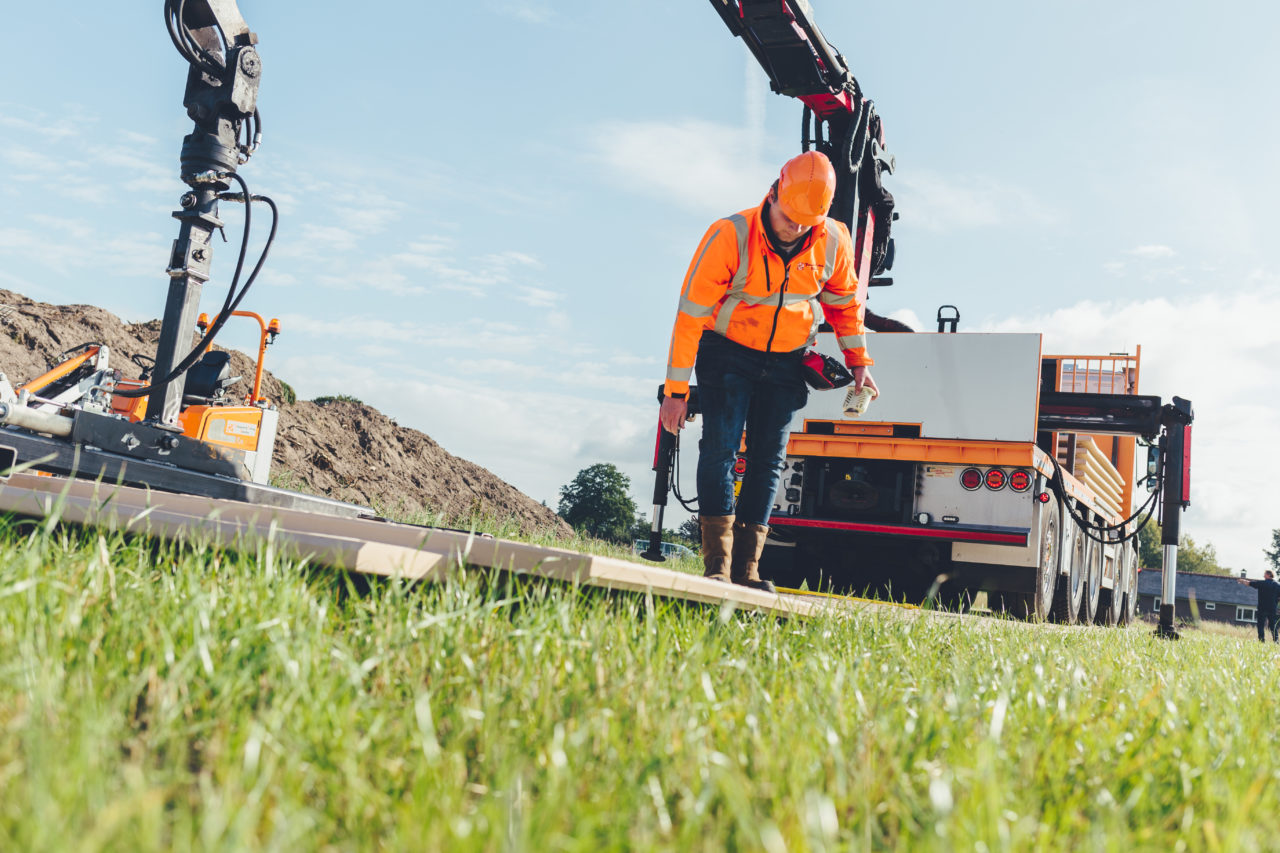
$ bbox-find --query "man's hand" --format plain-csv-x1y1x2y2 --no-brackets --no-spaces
660,395,689,435
852,366,879,398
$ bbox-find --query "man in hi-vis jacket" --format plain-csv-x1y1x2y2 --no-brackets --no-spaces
660,151,879,593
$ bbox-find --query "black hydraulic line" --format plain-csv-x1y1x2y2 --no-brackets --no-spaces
114,180,278,398
837,101,868,176
171,0,225,75
642,388,702,561
670,437,700,514
56,342,105,361
1046,453,1159,547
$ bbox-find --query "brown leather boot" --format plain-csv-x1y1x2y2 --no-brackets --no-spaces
731,521,776,593
699,514,735,583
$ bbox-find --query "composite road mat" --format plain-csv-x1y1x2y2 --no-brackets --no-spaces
0,473,874,620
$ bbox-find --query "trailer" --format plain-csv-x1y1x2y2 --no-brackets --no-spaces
756,327,1193,627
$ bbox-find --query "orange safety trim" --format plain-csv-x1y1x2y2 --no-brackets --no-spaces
178,405,263,452
820,420,911,437
787,433,1036,467
110,380,149,422
200,310,274,405
19,346,101,395
1041,348,1143,519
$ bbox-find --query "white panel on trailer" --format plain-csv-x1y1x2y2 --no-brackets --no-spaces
796,332,1043,442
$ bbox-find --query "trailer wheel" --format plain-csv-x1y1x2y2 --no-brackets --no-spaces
1051,510,1086,623
1095,542,1123,626
1025,499,1062,621
1118,544,1139,626
1078,536,1103,624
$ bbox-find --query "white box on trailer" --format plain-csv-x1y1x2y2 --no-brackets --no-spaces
797,332,1043,443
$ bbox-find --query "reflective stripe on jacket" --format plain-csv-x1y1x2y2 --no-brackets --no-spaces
664,197,871,397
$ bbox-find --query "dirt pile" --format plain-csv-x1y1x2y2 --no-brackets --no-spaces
0,289,570,536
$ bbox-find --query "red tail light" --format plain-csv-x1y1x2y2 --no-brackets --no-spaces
1009,469,1032,492
733,457,748,475
960,468,983,490
985,468,1007,490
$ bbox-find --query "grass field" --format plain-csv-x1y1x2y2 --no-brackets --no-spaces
3,512,1280,852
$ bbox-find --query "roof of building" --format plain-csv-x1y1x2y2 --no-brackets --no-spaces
1137,569,1259,607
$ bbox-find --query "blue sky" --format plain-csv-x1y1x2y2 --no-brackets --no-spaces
2,2,1277,572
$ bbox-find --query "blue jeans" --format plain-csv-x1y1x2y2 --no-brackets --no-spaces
695,332,808,527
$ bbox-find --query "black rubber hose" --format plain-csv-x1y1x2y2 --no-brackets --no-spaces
113,176,277,398
1047,454,1159,546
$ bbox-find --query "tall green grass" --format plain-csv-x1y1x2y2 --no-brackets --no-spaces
2,512,1279,851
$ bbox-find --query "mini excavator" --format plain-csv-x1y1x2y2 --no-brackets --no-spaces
0,1,365,518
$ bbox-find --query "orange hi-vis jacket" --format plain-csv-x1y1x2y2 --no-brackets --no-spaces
664,197,872,397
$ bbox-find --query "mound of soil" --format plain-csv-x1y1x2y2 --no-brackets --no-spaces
0,289,570,536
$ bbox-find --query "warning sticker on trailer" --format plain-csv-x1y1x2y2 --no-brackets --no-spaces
923,466,956,477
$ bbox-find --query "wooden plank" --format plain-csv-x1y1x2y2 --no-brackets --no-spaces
0,474,852,620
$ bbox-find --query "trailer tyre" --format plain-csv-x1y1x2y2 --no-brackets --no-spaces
1027,499,1062,621
1078,536,1104,624
1118,544,1139,626
1095,542,1124,626
1051,510,1085,623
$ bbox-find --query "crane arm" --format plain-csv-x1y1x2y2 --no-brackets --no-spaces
144,0,265,423
711,1,898,322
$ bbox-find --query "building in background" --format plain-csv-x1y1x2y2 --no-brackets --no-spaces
1137,570,1259,625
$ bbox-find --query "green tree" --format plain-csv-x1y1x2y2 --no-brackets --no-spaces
1138,518,1163,569
1266,529,1280,574
1137,518,1233,575
676,517,701,547
1177,536,1232,576
628,513,652,544
557,463,637,544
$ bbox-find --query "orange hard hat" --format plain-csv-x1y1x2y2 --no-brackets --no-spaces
776,151,837,226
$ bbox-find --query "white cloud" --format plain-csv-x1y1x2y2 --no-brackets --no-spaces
588,118,774,216
1104,244,1184,280
282,313,559,359
496,2,553,24
980,282,1280,571
894,169,1058,233
884,308,924,332
515,285,561,308
0,220,167,279
276,352,657,507
0,107,94,141
296,224,362,253
330,189,406,235
1130,244,1175,259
